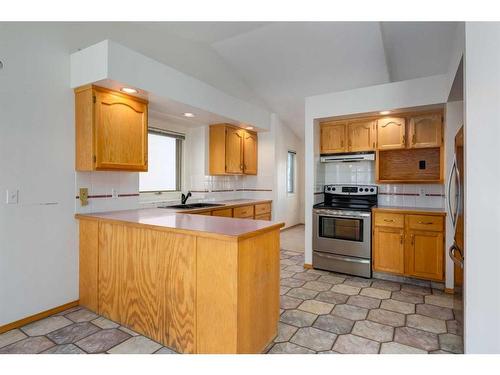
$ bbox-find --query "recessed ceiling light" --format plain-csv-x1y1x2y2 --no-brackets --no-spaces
245,126,254,130
379,110,391,115
121,87,138,94
183,112,195,118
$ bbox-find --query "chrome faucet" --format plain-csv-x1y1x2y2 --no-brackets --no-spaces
181,191,192,205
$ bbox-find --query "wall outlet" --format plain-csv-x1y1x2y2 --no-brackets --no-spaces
111,188,118,199
419,188,425,197
6,189,19,204
79,188,89,206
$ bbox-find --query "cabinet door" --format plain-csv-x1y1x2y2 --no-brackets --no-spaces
94,90,148,171
348,120,376,152
407,230,444,281
243,131,258,175
320,122,347,154
225,127,244,174
377,117,406,150
373,226,405,274
408,113,442,148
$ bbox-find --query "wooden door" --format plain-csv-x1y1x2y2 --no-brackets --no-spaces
377,117,406,150
225,127,244,174
407,230,444,281
373,226,405,274
243,130,258,175
348,120,376,152
94,90,148,171
408,113,442,148
320,122,347,154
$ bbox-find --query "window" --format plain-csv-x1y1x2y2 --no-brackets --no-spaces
139,128,184,192
287,151,296,194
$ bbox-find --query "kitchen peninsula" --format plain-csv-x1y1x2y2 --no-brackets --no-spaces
75,205,283,354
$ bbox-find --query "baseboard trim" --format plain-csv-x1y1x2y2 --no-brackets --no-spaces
303,263,313,269
444,288,455,294
0,300,79,334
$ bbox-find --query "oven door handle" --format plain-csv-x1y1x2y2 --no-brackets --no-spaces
313,213,370,220
316,252,370,264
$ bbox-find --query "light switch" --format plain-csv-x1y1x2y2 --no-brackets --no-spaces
6,189,18,204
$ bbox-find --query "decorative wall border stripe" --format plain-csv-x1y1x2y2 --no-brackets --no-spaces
75,193,140,199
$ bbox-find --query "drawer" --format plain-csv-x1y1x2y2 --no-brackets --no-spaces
212,208,233,217
233,205,254,218
407,215,444,232
255,213,271,221
255,202,271,215
374,212,404,228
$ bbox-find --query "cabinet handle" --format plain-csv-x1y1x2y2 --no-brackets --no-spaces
341,140,344,147
402,135,406,145
240,164,243,170
372,142,375,149
412,134,416,145
411,234,415,246
400,234,404,245
384,219,394,223
417,221,434,225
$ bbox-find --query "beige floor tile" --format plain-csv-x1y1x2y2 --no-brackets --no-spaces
347,295,381,309
290,327,337,351
20,316,73,336
303,280,332,292
352,320,393,342
380,342,427,354
380,299,415,314
330,284,361,296
298,300,334,315
0,329,27,349
333,334,379,354
394,327,439,351
107,336,162,354
406,314,447,334
367,309,405,327
332,304,368,321
424,294,455,309
91,317,119,329
360,287,391,299
275,323,298,343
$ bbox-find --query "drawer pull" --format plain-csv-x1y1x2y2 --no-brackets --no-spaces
418,221,434,225
400,234,404,245
384,219,394,222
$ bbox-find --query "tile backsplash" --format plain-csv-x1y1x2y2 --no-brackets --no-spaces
316,160,445,209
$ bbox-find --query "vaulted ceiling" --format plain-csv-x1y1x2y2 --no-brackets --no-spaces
79,22,459,138
160,22,459,138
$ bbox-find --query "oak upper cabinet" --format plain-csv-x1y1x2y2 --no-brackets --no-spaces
209,124,257,175
347,120,376,152
243,130,258,175
75,85,148,171
372,213,405,275
320,121,347,154
408,113,443,148
377,117,406,150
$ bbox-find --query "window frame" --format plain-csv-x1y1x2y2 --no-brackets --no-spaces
139,127,184,194
287,150,296,195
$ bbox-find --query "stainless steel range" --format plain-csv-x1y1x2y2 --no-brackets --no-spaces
313,184,378,278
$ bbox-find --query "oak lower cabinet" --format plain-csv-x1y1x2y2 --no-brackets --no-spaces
372,210,445,282
209,124,258,175
75,85,148,171
373,226,405,275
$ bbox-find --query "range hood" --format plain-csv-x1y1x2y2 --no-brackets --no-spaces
320,151,375,163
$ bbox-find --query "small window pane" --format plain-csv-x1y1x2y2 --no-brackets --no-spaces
287,151,295,194
140,133,178,192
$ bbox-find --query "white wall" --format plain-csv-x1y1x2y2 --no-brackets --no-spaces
0,23,283,326
304,75,450,265
463,22,500,353
272,115,304,228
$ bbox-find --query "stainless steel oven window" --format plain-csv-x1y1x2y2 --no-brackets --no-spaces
318,216,364,242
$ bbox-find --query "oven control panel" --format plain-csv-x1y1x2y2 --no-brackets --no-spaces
324,184,377,195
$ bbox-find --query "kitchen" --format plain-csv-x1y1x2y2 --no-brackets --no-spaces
1,17,500,365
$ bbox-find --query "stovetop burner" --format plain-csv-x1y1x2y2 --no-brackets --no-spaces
315,184,378,212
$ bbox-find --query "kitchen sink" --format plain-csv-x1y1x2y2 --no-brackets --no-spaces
159,203,224,209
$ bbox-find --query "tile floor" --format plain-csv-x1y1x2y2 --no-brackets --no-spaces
0,224,463,354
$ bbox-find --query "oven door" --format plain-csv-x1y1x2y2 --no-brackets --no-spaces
313,211,371,259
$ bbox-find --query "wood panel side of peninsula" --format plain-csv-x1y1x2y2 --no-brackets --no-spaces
78,215,282,354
